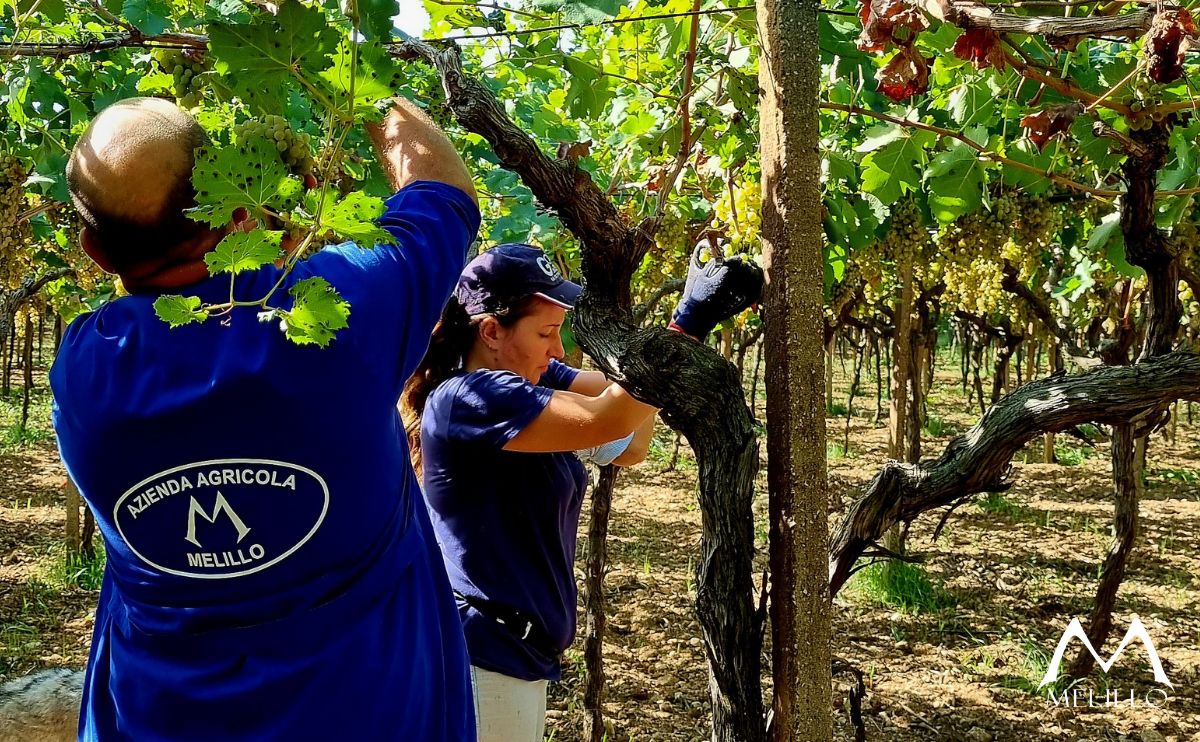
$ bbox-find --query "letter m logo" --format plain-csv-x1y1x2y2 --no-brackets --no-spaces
184,492,251,547
1038,616,1173,689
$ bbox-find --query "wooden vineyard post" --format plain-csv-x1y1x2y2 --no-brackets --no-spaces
582,465,618,742
758,0,833,737
20,313,33,429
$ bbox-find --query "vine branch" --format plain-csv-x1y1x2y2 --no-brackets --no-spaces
821,102,1123,197
828,350,1200,595
823,102,1200,198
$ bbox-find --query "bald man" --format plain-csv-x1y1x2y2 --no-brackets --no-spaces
50,97,481,740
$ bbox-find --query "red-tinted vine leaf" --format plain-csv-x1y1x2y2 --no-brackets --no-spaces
1144,10,1197,84
1020,103,1084,151
556,140,593,162
951,28,1006,71
857,0,927,54
876,45,932,101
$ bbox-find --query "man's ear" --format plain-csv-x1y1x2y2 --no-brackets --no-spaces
79,226,117,274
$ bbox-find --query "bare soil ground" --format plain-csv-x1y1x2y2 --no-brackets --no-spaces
3,347,1198,741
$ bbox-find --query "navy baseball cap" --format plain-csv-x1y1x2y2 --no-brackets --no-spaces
454,243,582,315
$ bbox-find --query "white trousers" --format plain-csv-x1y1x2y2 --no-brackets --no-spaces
469,665,548,742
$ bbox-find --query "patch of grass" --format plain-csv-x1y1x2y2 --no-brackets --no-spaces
0,383,55,451
0,580,61,675
645,427,696,471
1146,466,1199,487
847,560,956,613
1065,514,1107,537
1054,443,1092,467
976,492,1028,520
998,639,1068,697
923,413,947,437
827,401,848,417
46,545,107,591
827,441,854,459
2,423,52,449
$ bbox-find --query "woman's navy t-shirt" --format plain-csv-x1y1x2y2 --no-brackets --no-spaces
420,360,588,681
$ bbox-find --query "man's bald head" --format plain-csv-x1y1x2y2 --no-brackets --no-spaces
68,97,211,270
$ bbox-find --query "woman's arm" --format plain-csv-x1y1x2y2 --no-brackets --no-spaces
557,367,656,465
566,369,610,396
611,410,656,466
503,384,658,453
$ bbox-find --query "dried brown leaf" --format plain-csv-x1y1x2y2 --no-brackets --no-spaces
1145,9,1197,84
1019,103,1084,151
876,45,932,102
858,0,928,54
951,28,1006,71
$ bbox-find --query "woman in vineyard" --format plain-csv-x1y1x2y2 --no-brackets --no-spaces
401,243,762,741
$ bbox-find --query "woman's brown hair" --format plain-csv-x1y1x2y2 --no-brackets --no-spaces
401,295,542,478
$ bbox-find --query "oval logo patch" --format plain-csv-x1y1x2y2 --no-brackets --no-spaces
113,459,329,579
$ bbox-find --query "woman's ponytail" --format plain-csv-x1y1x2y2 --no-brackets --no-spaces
401,298,475,479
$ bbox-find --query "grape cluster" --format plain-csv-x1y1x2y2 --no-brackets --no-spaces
0,154,32,286
234,116,317,176
629,208,694,324
152,48,211,109
937,195,1017,315
1001,194,1058,282
851,242,887,306
881,198,928,262
1126,76,1178,130
315,145,367,195
713,181,761,253
1175,211,1200,321
652,210,691,276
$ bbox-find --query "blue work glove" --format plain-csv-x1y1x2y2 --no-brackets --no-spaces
669,241,765,340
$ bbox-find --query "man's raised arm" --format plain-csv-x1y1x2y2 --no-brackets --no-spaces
366,98,478,206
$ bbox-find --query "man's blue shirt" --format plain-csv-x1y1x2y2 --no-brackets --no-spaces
50,181,480,741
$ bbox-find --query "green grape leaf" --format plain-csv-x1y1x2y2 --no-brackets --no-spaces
925,144,985,223
209,0,339,105
534,0,624,23
823,151,857,184
154,295,209,327
1084,210,1121,254
189,140,303,226
6,73,30,129
14,0,64,22
860,131,933,205
945,80,997,127
1001,139,1054,195
320,191,397,246
856,123,904,154
423,0,487,33
136,71,174,94
1085,211,1143,278
281,277,350,347
356,0,397,40
316,38,399,117
204,230,284,276
562,56,611,119
1055,246,1098,302
205,0,251,22
122,0,170,35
